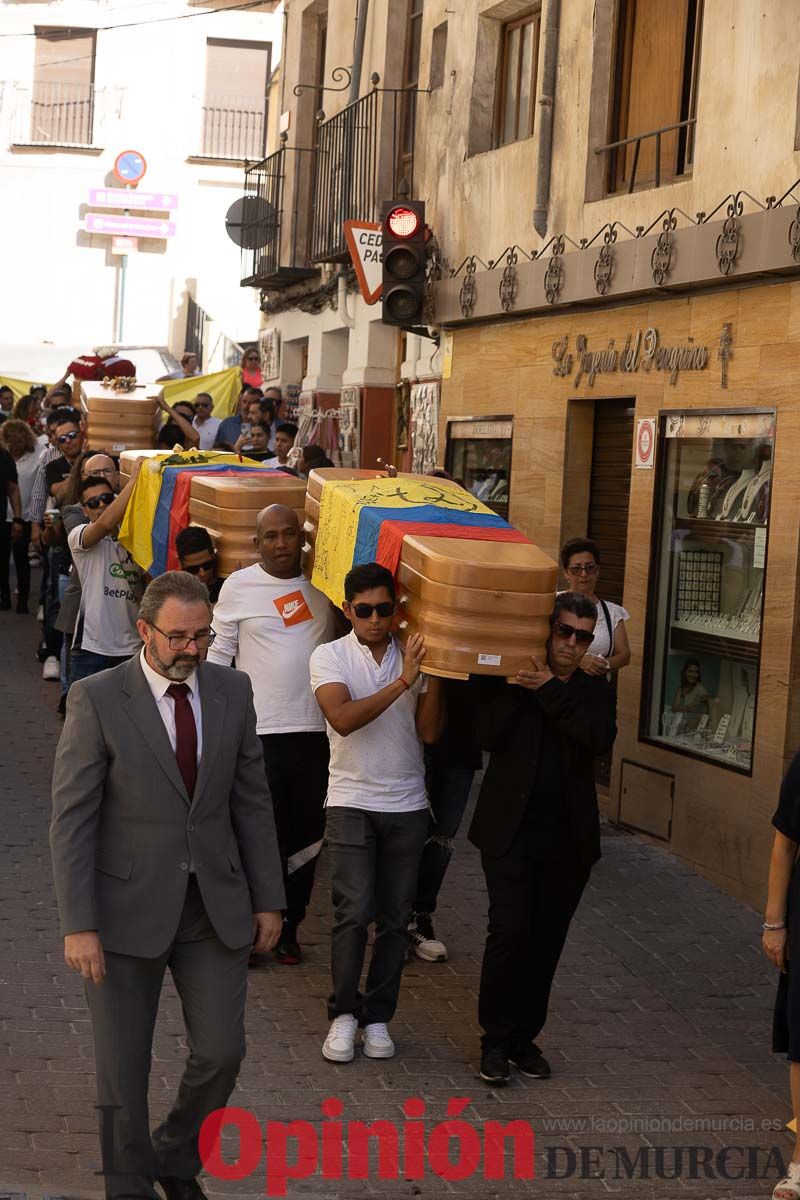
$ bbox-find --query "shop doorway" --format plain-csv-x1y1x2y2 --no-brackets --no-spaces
562,397,634,788
586,399,635,606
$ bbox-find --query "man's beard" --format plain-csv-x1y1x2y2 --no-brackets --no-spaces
148,641,199,681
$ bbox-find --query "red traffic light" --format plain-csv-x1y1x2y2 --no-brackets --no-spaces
385,206,421,239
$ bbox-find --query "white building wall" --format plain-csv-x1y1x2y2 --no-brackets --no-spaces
0,0,281,362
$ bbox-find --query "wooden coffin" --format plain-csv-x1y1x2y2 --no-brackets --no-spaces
189,474,307,577
80,382,162,452
304,468,558,678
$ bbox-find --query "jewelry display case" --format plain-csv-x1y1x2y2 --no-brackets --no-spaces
641,410,775,774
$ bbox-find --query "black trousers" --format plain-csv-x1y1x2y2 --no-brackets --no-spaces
260,731,329,929
0,520,11,604
0,520,28,605
85,878,250,1199
478,831,591,1048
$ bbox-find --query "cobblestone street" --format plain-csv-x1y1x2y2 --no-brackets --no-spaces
0,600,792,1200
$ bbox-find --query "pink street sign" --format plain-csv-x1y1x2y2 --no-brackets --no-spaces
88,188,179,211
85,213,176,239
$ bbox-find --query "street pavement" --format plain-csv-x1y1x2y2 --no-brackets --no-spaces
0,597,793,1200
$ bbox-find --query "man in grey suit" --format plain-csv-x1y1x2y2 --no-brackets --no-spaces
50,570,285,1200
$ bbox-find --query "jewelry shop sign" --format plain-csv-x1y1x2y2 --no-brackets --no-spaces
552,326,728,389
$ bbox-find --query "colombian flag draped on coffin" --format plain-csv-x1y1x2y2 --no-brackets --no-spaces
310,476,530,607
118,449,275,574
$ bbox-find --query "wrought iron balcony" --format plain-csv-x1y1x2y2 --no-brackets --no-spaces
11,80,99,147
200,92,267,161
309,81,420,263
240,143,319,289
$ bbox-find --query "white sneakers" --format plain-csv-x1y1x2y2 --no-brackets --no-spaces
322,1014,358,1062
361,1022,395,1058
42,656,60,681
322,1015,396,1062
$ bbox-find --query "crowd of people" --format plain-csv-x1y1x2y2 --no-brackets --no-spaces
7,406,621,1193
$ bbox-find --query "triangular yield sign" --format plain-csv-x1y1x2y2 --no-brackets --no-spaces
344,220,383,305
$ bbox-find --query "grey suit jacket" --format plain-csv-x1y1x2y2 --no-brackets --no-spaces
50,654,286,957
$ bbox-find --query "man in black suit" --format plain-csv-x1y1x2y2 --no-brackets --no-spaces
469,591,617,1086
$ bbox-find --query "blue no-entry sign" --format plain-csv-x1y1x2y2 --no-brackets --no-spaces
113,150,147,184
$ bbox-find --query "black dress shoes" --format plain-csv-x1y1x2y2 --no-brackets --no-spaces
156,1176,207,1200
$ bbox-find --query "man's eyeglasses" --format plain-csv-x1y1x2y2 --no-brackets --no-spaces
56,430,80,445
351,601,394,619
245,355,260,362
148,623,217,651
552,622,595,647
84,492,115,510
89,467,117,480
194,401,212,409
182,559,215,576
565,562,598,576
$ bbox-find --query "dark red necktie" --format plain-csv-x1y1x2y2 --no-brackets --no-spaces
166,683,197,798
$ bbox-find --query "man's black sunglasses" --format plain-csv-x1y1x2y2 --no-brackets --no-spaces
552,621,594,647
56,429,80,445
84,492,115,510
183,559,215,575
351,601,394,619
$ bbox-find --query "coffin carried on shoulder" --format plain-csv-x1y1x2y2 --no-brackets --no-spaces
189,473,307,577
304,468,557,678
80,382,162,452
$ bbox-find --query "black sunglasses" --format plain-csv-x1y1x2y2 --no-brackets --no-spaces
84,492,115,510
552,621,594,647
351,601,394,619
56,430,80,445
183,559,215,575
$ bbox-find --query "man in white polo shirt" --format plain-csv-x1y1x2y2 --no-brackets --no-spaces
208,504,339,965
310,562,443,1064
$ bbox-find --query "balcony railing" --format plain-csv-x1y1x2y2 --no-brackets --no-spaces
14,81,96,146
595,117,697,195
240,143,319,288
201,92,267,161
309,83,420,264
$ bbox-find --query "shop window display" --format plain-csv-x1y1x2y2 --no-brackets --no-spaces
445,417,513,519
642,410,774,773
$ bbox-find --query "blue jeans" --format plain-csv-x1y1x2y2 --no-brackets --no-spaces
70,647,132,685
413,761,476,916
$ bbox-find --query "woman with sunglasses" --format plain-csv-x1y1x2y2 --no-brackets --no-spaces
560,538,631,678
241,347,263,389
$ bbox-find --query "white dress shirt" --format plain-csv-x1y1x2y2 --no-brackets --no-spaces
139,648,203,763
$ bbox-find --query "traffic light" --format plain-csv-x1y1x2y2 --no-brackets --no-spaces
381,200,426,328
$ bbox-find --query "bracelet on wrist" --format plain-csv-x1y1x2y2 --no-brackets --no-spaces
398,676,410,691
763,920,787,931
